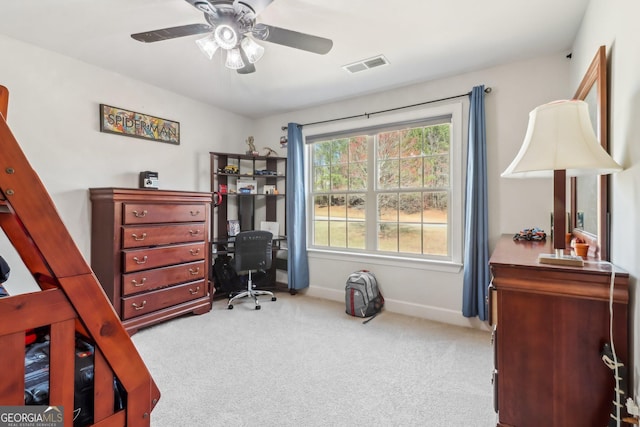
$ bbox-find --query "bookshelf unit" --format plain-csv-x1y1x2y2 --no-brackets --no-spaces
210,151,286,238
209,152,288,293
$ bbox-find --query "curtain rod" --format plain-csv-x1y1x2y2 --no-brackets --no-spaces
281,87,491,131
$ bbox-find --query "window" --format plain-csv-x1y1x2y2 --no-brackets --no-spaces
308,104,462,263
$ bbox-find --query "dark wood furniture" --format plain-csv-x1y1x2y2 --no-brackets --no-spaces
210,151,286,237
0,85,159,426
210,152,287,292
90,188,212,335
489,234,629,427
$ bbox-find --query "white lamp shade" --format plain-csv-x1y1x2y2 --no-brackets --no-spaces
502,100,622,178
225,48,245,69
240,37,265,64
195,34,219,60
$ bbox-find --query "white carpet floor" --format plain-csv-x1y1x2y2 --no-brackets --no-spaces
132,293,497,426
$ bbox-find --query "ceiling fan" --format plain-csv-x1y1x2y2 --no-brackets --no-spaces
131,0,333,74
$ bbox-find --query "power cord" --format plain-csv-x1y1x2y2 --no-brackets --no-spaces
585,259,634,427
607,263,621,427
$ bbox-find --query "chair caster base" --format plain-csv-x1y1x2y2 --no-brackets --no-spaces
227,288,275,311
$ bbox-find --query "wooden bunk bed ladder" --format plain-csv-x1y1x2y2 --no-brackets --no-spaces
0,85,160,426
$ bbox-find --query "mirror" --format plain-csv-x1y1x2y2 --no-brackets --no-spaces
570,45,609,260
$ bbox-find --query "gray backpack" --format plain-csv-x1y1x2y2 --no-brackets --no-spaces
345,270,384,320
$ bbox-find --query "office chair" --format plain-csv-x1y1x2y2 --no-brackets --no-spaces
227,230,277,310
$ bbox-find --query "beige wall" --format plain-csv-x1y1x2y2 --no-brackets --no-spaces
570,0,640,401
254,53,571,327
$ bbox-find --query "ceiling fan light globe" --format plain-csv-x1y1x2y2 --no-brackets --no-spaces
225,48,246,70
241,37,265,64
195,34,219,59
214,24,238,49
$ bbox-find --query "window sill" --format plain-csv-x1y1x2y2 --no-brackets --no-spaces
307,248,463,274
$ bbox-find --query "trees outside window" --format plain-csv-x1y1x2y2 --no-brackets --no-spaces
310,117,453,259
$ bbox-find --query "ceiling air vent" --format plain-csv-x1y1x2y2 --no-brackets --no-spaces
342,55,390,74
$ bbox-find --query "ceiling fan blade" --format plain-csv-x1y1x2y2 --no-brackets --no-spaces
237,63,256,74
236,47,256,74
253,24,333,55
131,23,212,43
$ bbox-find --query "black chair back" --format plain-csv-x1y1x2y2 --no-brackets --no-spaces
234,230,273,272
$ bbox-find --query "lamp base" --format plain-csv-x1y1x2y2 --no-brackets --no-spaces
538,253,584,267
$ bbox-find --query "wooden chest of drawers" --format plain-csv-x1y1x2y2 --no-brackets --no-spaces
90,188,213,334
489,235,629,427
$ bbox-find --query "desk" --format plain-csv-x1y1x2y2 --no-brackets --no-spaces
212,235,287,255
489,234,629,426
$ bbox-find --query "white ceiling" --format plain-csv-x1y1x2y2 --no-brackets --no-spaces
0,0,589,118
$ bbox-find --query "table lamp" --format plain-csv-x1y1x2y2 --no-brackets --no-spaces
502,100,622,266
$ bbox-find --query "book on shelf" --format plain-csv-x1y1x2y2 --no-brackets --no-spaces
227,220,240,237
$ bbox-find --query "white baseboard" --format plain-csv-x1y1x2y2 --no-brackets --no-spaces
304,285,490,331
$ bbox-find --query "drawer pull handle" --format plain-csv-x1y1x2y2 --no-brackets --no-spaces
190,248,200,256
189,229,200,236
189,267,200,275
131,278,146,287
132,300,147,310
189,286,200,295
132,232,147,241
132,210,148,218
190,210,200,216
133,256,148,264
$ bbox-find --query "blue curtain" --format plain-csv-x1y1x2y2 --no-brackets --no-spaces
286,123,310,291
462,86,489,321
